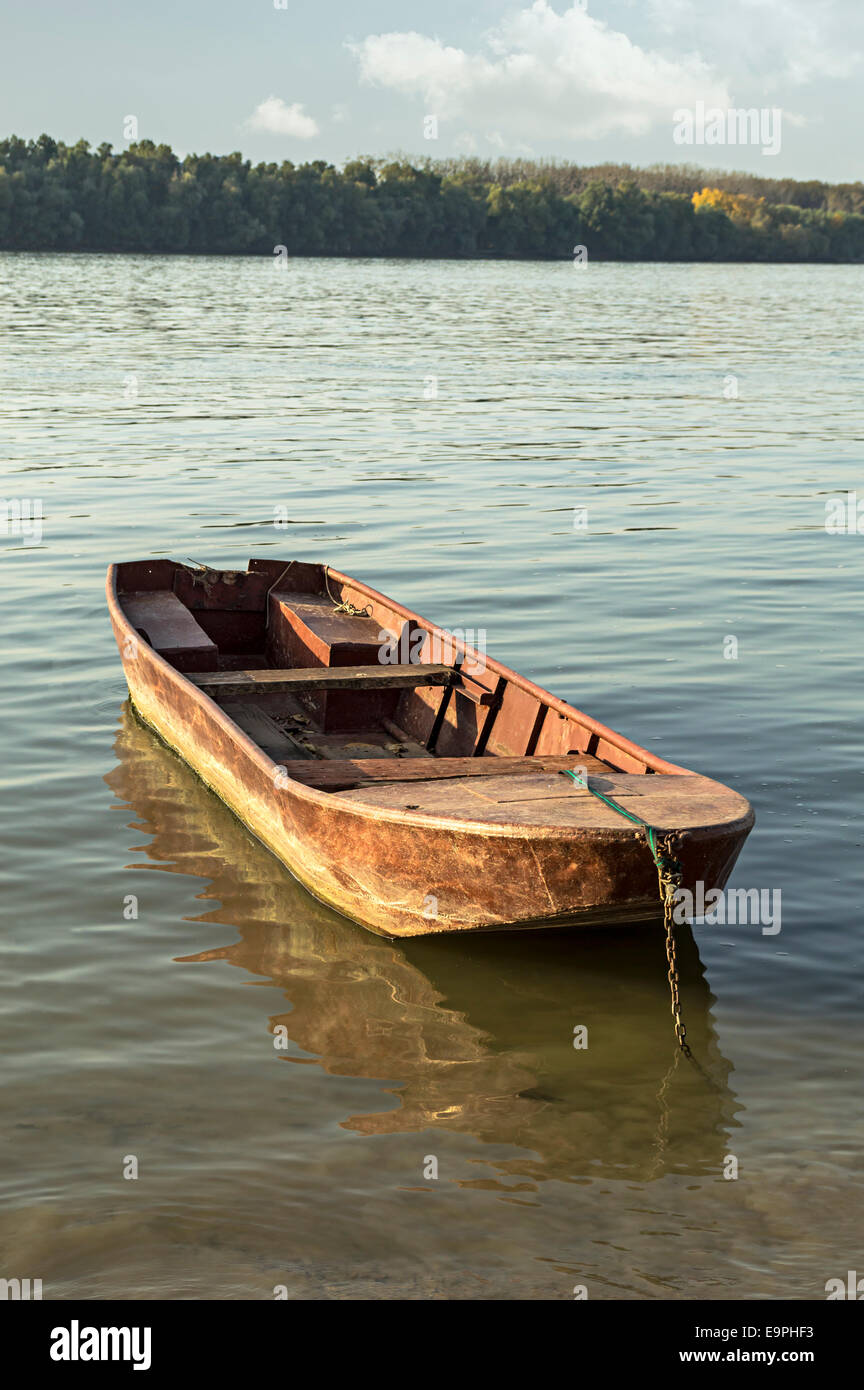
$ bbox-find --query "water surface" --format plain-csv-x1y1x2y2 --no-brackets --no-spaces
1,254,862,1299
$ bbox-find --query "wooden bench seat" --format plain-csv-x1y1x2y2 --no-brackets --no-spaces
189,664,453,695
269,753,614,792
269,591,385,666
122,590,217,672
267,590,409,734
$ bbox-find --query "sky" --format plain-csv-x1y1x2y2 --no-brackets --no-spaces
2,0,862,180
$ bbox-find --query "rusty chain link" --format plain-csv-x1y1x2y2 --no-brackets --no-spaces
649,830,691,1056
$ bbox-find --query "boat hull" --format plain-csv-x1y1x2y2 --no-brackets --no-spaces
108,568,754,937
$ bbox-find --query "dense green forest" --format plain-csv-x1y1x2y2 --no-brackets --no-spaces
2,134,863,261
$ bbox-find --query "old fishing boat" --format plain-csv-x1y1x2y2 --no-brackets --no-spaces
106,558,754,938
106,699,735,1177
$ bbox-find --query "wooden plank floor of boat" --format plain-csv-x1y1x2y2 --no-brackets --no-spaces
201,648,662,815
209,670,623,798
332,772,752,831
275,753,612,791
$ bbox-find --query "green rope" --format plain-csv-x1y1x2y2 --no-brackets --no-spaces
561,769,680,880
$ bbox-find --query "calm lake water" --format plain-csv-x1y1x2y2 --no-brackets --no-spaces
1,252,862,1300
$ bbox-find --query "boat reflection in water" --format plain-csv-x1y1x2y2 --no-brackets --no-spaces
106,702,739,1187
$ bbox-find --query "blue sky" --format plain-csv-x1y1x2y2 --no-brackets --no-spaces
2,0,861,179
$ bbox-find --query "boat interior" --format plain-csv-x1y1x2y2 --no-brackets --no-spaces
115,557,663,797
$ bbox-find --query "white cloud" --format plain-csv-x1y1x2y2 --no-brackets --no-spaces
247,97,320,138
644,0,861,86
350,1,731,143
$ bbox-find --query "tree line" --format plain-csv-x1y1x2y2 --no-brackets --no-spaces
1,134,862,262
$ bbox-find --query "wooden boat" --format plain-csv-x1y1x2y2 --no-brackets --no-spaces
106,558,754,938
105,700,737,1181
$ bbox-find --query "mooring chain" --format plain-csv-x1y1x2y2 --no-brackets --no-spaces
650,830,692,1057
563,770,692,1054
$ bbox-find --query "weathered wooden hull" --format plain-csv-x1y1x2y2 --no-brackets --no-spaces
107,564,754,937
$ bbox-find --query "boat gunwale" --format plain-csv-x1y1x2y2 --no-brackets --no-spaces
106,562,754,842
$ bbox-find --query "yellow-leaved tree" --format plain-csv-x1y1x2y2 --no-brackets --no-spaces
692,187,766,224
